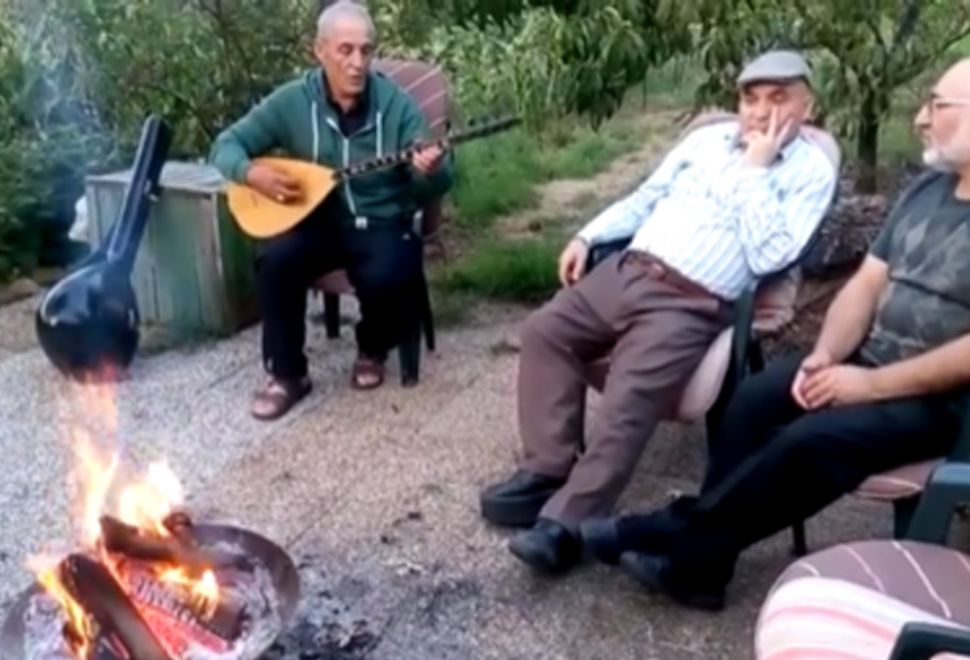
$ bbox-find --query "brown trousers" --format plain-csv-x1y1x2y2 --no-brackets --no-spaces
518,252,734,530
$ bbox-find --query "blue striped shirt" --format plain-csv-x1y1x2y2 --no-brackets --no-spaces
577,121,837,300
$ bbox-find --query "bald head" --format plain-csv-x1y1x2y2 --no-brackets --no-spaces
934,57,970,96
316,1,375,42
916,57,970,173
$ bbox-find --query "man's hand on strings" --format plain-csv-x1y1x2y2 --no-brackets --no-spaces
246,164,303,204
411,141,446,175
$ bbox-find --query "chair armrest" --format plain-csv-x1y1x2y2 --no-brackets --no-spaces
729,285,757,382
888,622,970,660
947,397,970,462
906,462,970,544
584,237,634,274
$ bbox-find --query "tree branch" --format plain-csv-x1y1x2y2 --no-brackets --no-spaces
133,80,215,141
892,0,922,47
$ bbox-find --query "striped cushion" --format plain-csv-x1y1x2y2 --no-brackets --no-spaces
756,576,969,659
373,58,449,239
855,459,942,502
374,58,449,136
772,540,970,626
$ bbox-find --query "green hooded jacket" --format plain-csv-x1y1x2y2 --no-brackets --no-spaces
210,67,454,229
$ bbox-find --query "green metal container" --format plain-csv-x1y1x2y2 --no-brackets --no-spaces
85,162,259,339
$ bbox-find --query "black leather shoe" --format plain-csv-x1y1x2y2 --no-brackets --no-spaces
480,470,566,528
619,551,726,611
580,517,623,565
508,518,582,573
597,500,696,556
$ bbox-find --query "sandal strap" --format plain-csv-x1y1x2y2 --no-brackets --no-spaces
352,357,385,389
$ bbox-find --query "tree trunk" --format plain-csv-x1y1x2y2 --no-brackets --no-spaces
856,90,881,194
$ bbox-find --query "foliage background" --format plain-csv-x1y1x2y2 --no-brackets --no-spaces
2,0,970,283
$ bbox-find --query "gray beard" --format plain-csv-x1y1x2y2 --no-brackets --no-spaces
924,149,959,173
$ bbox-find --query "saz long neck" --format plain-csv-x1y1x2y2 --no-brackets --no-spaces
333,116,520,181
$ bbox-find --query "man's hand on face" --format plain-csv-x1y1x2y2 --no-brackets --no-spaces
742,107,794,168
411,142,446,176
246,163,303,204
558,238,589,287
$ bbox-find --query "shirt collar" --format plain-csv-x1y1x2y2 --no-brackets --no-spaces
321,70,369,119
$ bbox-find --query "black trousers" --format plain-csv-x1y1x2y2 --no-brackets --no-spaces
622,353,961,586
256,211,424,381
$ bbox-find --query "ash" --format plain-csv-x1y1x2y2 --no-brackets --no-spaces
261,556,378,660
19,541,284,660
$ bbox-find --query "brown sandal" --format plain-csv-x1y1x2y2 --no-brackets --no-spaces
351,356,385,391
250,376,312,420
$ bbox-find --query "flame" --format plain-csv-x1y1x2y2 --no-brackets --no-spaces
118,462,184,536
74,433,120,547
27,556,92,658
158,567,220,617
29,383,221,655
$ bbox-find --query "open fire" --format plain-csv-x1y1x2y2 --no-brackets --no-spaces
2,382,299,660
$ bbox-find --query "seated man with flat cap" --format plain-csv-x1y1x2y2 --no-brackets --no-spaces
211,1,452,420
479,50,837,573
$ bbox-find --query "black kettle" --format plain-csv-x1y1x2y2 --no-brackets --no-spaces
36,116,172,381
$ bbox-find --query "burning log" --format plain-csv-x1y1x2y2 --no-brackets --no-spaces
98,514,248,648
115,559,246,648
57,553,170,660
99,515,242,576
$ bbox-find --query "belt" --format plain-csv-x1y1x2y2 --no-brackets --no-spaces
622,250,721,301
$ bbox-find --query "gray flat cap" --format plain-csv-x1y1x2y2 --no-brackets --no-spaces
737,50,812,87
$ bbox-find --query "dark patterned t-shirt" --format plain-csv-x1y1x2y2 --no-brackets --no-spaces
860,172,970,366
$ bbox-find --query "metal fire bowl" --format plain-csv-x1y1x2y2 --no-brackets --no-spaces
0,524,300,660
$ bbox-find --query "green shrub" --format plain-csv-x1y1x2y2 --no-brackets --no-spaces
449,116,640,230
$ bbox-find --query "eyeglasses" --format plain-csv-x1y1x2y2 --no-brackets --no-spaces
923,94,970,116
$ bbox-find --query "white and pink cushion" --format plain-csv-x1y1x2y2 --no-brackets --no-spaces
757,576,969,659
856,460,944,502
757,540,970,659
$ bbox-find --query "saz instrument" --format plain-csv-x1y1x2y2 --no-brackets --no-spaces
36,115,172,381
225,115,520,239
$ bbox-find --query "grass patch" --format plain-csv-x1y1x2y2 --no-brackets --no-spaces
538,120,638,179
449,115,643,231
446,56,700,233
450,130,541,228
432,237,561,303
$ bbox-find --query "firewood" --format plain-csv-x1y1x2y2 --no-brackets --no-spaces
58,553,170,660
100,515,249,575
117,558,247,643
99,516,217,576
